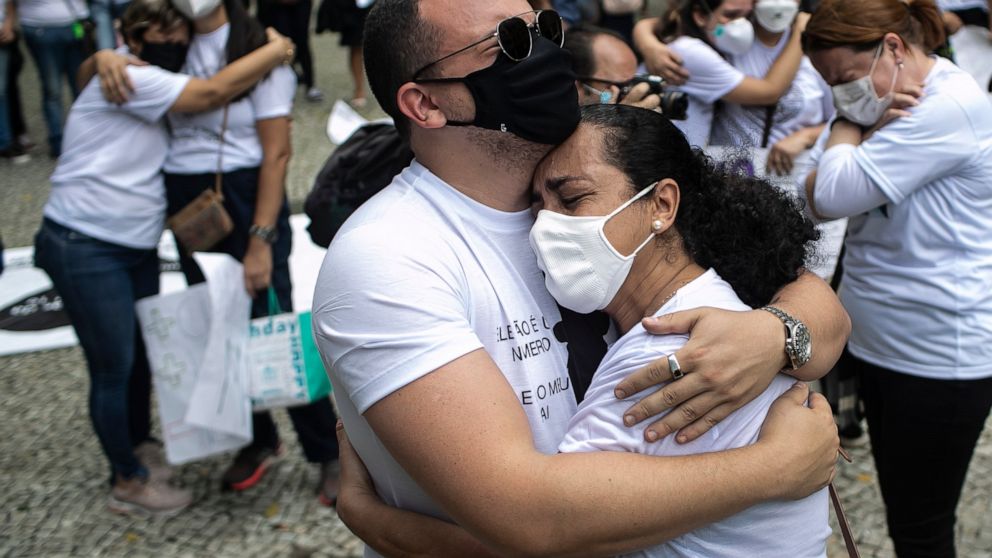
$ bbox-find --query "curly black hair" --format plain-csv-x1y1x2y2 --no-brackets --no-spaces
581,104,819,308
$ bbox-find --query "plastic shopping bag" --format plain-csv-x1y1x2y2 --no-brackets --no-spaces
247,288,332,411
135,254,253,465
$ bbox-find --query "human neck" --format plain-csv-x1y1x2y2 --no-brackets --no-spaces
903,47,937,85
194,6,228,34
606,250,706,336
755,25,783,47
412,131,548,212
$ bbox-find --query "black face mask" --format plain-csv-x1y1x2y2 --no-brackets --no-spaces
141,42,189,73
418,34,580,145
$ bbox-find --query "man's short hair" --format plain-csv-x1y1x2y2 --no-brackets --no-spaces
364,0,440,139
563,24,627,79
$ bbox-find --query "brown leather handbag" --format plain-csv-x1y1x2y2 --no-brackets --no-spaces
167,107,234,254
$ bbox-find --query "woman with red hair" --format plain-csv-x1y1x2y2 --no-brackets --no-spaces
802,1,992,555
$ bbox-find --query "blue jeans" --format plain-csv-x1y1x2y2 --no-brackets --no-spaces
0,44,10,150
22,24,84,155
34,218,157,480
91,0,130,51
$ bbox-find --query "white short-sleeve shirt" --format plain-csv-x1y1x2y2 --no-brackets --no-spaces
711,29,833,147
45,64,190,249
17,0,88,26
668,36,745,147
807,57,992,380
560,269,830,558
312,162,577,550
164,23,296,174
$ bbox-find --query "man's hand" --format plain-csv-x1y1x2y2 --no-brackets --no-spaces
757,382,838,500
95,49,145,104
619,82,661,110
243,237,273,296
614,307,787,444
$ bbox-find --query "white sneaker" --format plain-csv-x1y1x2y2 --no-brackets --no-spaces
134,441,174,483
305,87,325,102
108,476,192,518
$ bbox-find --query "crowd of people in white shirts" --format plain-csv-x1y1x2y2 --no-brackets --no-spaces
13,0,992,556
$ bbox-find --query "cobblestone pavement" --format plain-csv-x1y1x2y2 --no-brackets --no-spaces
2,18,991,558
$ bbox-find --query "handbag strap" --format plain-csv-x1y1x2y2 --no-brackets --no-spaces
760,103,777,148
214,105,230,195
266,287,283,317
830,482,861,558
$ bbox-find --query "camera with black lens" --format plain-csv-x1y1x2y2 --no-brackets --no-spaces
619,75,689,121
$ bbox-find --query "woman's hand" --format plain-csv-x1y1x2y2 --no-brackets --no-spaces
862,82,924,140
0,21,15,44
757,382,838,500
264,27,296,65
243,237,273,296
642,44,689,86
95,49,145,104
767,131,808,176
614,307,787,444
334,420,381,526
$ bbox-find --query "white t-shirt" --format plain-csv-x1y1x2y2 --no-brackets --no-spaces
45,64,189,249
312,162,577,551
164,23,296,174
806,57,992,380
17,0,88,27
938,0,988,11
711,29,833,147
560,269,830,558
668,36,745,147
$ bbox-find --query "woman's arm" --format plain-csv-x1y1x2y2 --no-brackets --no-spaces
243,116,291,295
170,30,294,113
632,17,690,85
720,14,810,106
615,271,850,443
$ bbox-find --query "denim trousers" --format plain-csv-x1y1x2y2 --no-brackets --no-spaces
34,218,156,480
90,0,131,51
164,168,340,463
0,44,10,149
850,352,992,558
22,24,84,154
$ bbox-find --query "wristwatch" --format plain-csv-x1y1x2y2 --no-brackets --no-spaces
249,224,278,244
760,306,812,370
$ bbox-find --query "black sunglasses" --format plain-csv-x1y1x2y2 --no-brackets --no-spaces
413,10,564,81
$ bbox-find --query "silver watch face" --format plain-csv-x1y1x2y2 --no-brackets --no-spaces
790,321,812,367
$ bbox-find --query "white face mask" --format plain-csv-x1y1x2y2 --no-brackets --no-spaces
529,183,657,314
711,17,755,55
831,43,900,126
171,0,223,20
754,0,799,34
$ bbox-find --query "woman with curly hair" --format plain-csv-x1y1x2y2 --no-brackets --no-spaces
530,104,829,557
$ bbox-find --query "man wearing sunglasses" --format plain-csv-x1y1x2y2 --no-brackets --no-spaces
312,1,849,555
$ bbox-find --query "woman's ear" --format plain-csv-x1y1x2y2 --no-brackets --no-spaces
884,32,907,63
651,178,680,234
397,82,447,131
692,7,710,31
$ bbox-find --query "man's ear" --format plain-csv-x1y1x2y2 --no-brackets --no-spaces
397,82,447,130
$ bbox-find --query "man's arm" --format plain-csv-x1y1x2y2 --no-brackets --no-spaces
358,349,837,558
615,271,850,444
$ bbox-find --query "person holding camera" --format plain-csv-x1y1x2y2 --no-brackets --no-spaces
564,24,662,109
633,0,808,148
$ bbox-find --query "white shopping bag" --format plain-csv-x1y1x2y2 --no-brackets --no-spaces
136,254,253,465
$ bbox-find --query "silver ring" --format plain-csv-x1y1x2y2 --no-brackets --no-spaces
668,354,684,380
